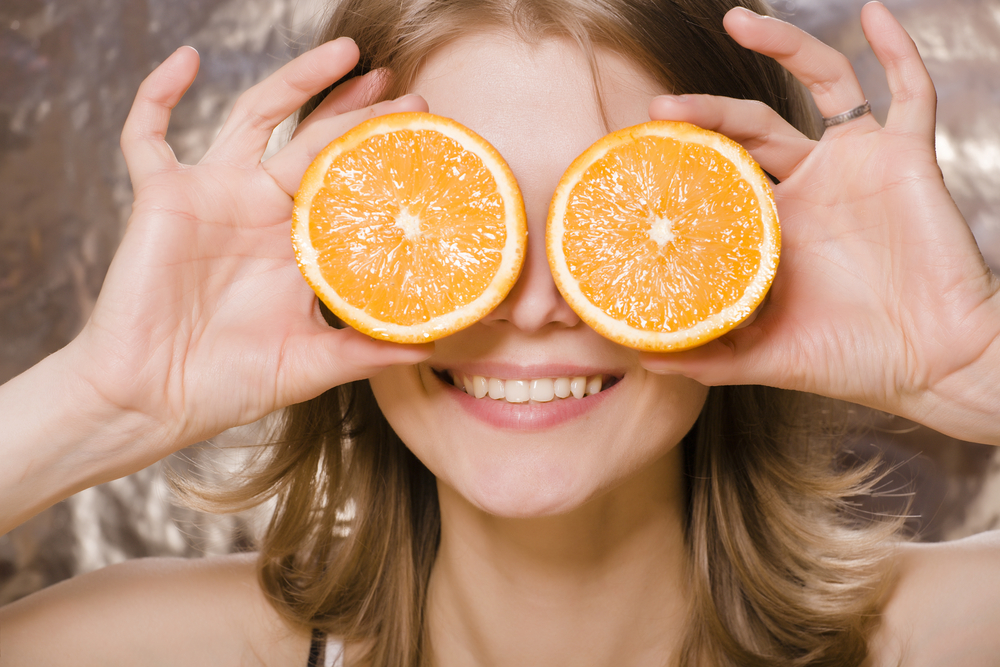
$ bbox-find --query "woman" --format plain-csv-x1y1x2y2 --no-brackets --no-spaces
1,0,998,665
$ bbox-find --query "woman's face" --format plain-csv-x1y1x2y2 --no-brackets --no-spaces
368,31,709,518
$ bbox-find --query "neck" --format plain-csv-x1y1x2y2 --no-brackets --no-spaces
426,450,689,667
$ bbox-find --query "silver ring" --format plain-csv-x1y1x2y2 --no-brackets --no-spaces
822,100,872,128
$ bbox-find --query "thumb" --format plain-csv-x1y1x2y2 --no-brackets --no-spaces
280,327,433,400
638,326,772,387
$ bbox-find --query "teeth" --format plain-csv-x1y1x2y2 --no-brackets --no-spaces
530,378,554,402
505,379,530,403
554,377,571,399
450,372,609,404
488,378,505,399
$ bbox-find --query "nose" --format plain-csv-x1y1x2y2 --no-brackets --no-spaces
479,230,581,333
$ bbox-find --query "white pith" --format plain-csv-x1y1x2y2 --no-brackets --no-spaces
443,372,611,404
394,207,422,240
648,214,676,247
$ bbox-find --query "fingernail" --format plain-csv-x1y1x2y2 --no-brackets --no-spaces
393,93,421,103
642,363,680,375
656,94,688,103
733,6,764,19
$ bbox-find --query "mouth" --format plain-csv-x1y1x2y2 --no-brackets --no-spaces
432,368,623,405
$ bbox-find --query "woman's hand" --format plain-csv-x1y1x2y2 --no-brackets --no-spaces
0,40,432,532
65,40,431,463
640,2,1000,444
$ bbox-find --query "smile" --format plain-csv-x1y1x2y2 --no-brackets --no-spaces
433,369,622,405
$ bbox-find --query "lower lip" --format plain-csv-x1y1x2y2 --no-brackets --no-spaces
435,373,621,431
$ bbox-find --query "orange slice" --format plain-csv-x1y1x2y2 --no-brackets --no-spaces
547,121,779,352
292,112,527,343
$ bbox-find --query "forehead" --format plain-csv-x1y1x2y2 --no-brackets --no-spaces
409,31,664,178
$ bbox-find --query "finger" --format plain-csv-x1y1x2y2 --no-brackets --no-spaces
733,301,762,330
723,8,879,134
649,94,814,182
293,68,390,138
120,46,200,186
203,37,362,166
638,327,766,386
282,327,433,398
264,94,429,196
861,2,937,140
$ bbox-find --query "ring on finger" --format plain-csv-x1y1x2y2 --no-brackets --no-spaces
822,100,872,128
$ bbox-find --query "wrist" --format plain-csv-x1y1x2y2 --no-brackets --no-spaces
0,342,168,534
905,292,1000,445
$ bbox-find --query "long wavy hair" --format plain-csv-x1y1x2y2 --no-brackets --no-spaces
178,1,902,665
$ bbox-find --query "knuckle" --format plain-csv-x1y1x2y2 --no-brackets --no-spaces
232,98,271,133
893,77,936,105
808,55,855,94
831,51,854,74
119,120,149,153
745,99,776,119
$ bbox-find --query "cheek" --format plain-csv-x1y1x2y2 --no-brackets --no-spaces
595,375,707,482
637,374,708,441
368,365,453,475
368,365,429,436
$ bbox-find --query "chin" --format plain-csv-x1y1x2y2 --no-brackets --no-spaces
444,448,617,519
463,483,589,519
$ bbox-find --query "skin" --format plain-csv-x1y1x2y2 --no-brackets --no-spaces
1,3,1000,666
368,34,705,666
370,34,707,519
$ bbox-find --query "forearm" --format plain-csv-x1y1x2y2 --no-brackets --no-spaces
0,343,164,535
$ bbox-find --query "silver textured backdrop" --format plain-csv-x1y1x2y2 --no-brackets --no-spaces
1,0,999,604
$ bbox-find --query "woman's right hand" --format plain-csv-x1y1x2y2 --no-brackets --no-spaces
61,40,431,469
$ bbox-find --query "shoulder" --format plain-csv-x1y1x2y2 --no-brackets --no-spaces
868,532,1000,667
0,553,312,667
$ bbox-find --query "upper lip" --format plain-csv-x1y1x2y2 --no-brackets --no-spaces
429,363,626,380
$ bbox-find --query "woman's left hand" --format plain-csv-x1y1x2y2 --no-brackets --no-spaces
640,2,1000,444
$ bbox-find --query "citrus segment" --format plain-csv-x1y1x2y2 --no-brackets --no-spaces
547,121,779,352
293,112,526,343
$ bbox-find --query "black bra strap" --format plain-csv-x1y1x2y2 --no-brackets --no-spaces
307,628,326,667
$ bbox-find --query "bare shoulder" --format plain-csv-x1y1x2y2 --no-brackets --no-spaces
868,532,1000,667
0,553,311,667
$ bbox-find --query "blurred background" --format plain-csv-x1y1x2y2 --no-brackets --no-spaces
1,0,999,604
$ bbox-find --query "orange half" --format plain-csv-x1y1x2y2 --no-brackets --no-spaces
292,112,527,343
547,121,779,352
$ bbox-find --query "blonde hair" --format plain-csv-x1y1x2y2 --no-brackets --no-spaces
180,1,901,665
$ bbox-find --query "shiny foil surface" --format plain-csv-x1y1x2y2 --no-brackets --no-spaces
2,0,999,605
